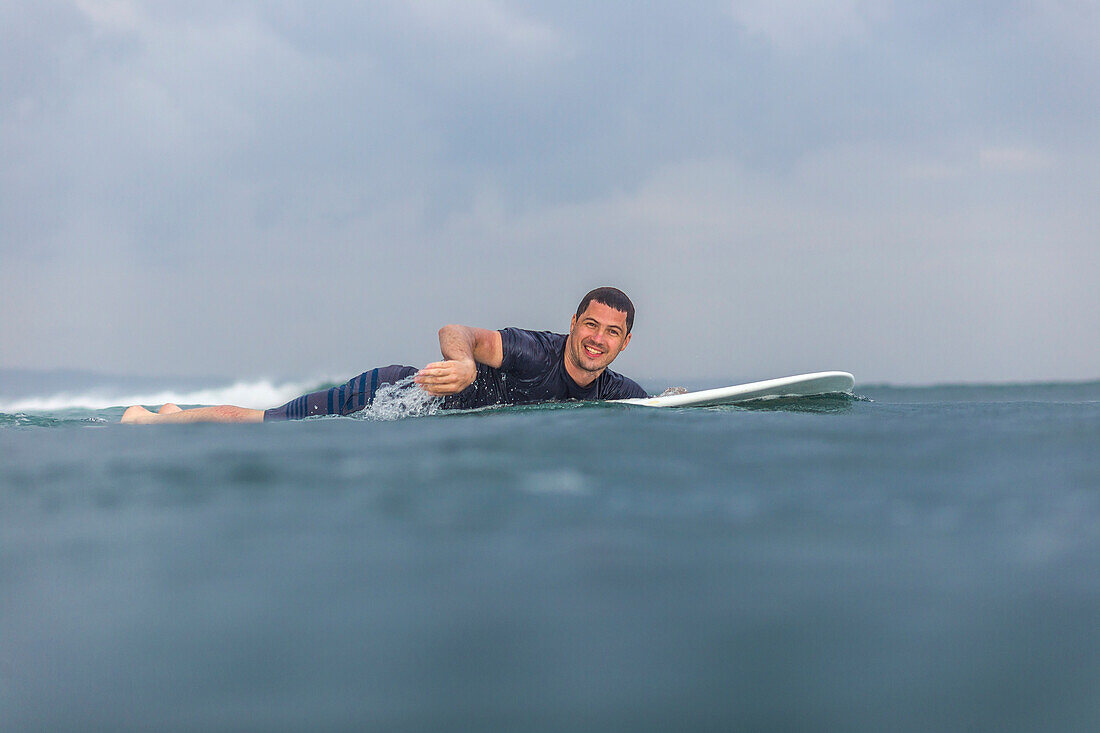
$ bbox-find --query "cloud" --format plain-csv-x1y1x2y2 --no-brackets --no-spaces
73,0,143,34
342,145,1098,382
404,0,562,56
979,146,1054,172
727,0,890,51
1024,0,1100,64
1,0,1098,383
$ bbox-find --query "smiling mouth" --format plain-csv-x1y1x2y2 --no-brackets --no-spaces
583,345,604,358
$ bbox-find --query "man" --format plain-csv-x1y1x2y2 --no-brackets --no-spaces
120,287,647,424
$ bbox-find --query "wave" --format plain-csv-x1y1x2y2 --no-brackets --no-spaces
0,378,328,413
0,413,111,429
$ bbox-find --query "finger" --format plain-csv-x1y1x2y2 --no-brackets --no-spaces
416,371,460,388
418,372,469,393
415,370,456,385
416,365,445,376
421,380,461,396
417,362,458,378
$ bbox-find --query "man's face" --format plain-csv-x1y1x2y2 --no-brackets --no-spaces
566,300,632,376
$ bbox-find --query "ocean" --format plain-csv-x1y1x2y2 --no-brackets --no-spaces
2,373,1098,731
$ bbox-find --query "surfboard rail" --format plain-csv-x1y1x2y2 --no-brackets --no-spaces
616,371,855,408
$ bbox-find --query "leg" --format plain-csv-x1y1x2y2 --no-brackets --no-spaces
121,404,264,424
121,365,418,424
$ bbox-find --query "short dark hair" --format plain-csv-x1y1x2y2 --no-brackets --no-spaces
576,287,635,333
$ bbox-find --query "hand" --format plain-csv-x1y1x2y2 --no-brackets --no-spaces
415,359,477,396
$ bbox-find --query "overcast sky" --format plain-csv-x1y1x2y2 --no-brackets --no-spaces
2,0,1097,385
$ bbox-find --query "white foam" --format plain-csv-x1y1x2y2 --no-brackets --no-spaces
0,378,323,412
349,376,443,421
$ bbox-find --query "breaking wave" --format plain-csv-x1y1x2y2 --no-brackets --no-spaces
0,378,325,413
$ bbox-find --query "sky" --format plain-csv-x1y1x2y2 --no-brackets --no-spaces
2,0,1098,386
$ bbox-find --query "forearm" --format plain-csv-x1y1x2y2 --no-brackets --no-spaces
436,324,504,369
437,325,479,365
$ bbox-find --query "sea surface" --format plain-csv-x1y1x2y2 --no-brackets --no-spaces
2,374,1098,731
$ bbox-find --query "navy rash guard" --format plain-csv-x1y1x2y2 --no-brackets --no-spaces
263,327,648,421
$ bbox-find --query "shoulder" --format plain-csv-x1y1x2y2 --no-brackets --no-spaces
600,369,648,399
500,328,564,349
500,328,565,371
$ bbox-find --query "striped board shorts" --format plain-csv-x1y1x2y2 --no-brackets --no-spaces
263,365,418,421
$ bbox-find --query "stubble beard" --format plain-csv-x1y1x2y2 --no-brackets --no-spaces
569,337,608,375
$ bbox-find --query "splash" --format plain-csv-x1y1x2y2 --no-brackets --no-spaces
350,376,443,421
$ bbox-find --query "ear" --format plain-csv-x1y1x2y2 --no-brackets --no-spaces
569,314,577,332
619,332,632,352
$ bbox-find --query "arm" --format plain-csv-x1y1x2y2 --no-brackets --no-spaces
415,325,504,396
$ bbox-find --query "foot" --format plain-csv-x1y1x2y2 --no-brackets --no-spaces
158,403,182,414
121,405,158,424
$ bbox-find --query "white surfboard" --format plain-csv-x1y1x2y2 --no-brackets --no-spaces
616,371,855,408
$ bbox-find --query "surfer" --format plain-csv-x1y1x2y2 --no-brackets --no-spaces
121,287,647,424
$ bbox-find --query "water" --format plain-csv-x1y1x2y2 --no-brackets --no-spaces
2,377,1098,730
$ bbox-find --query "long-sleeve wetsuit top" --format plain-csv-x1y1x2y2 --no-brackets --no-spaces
263,327,648,421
